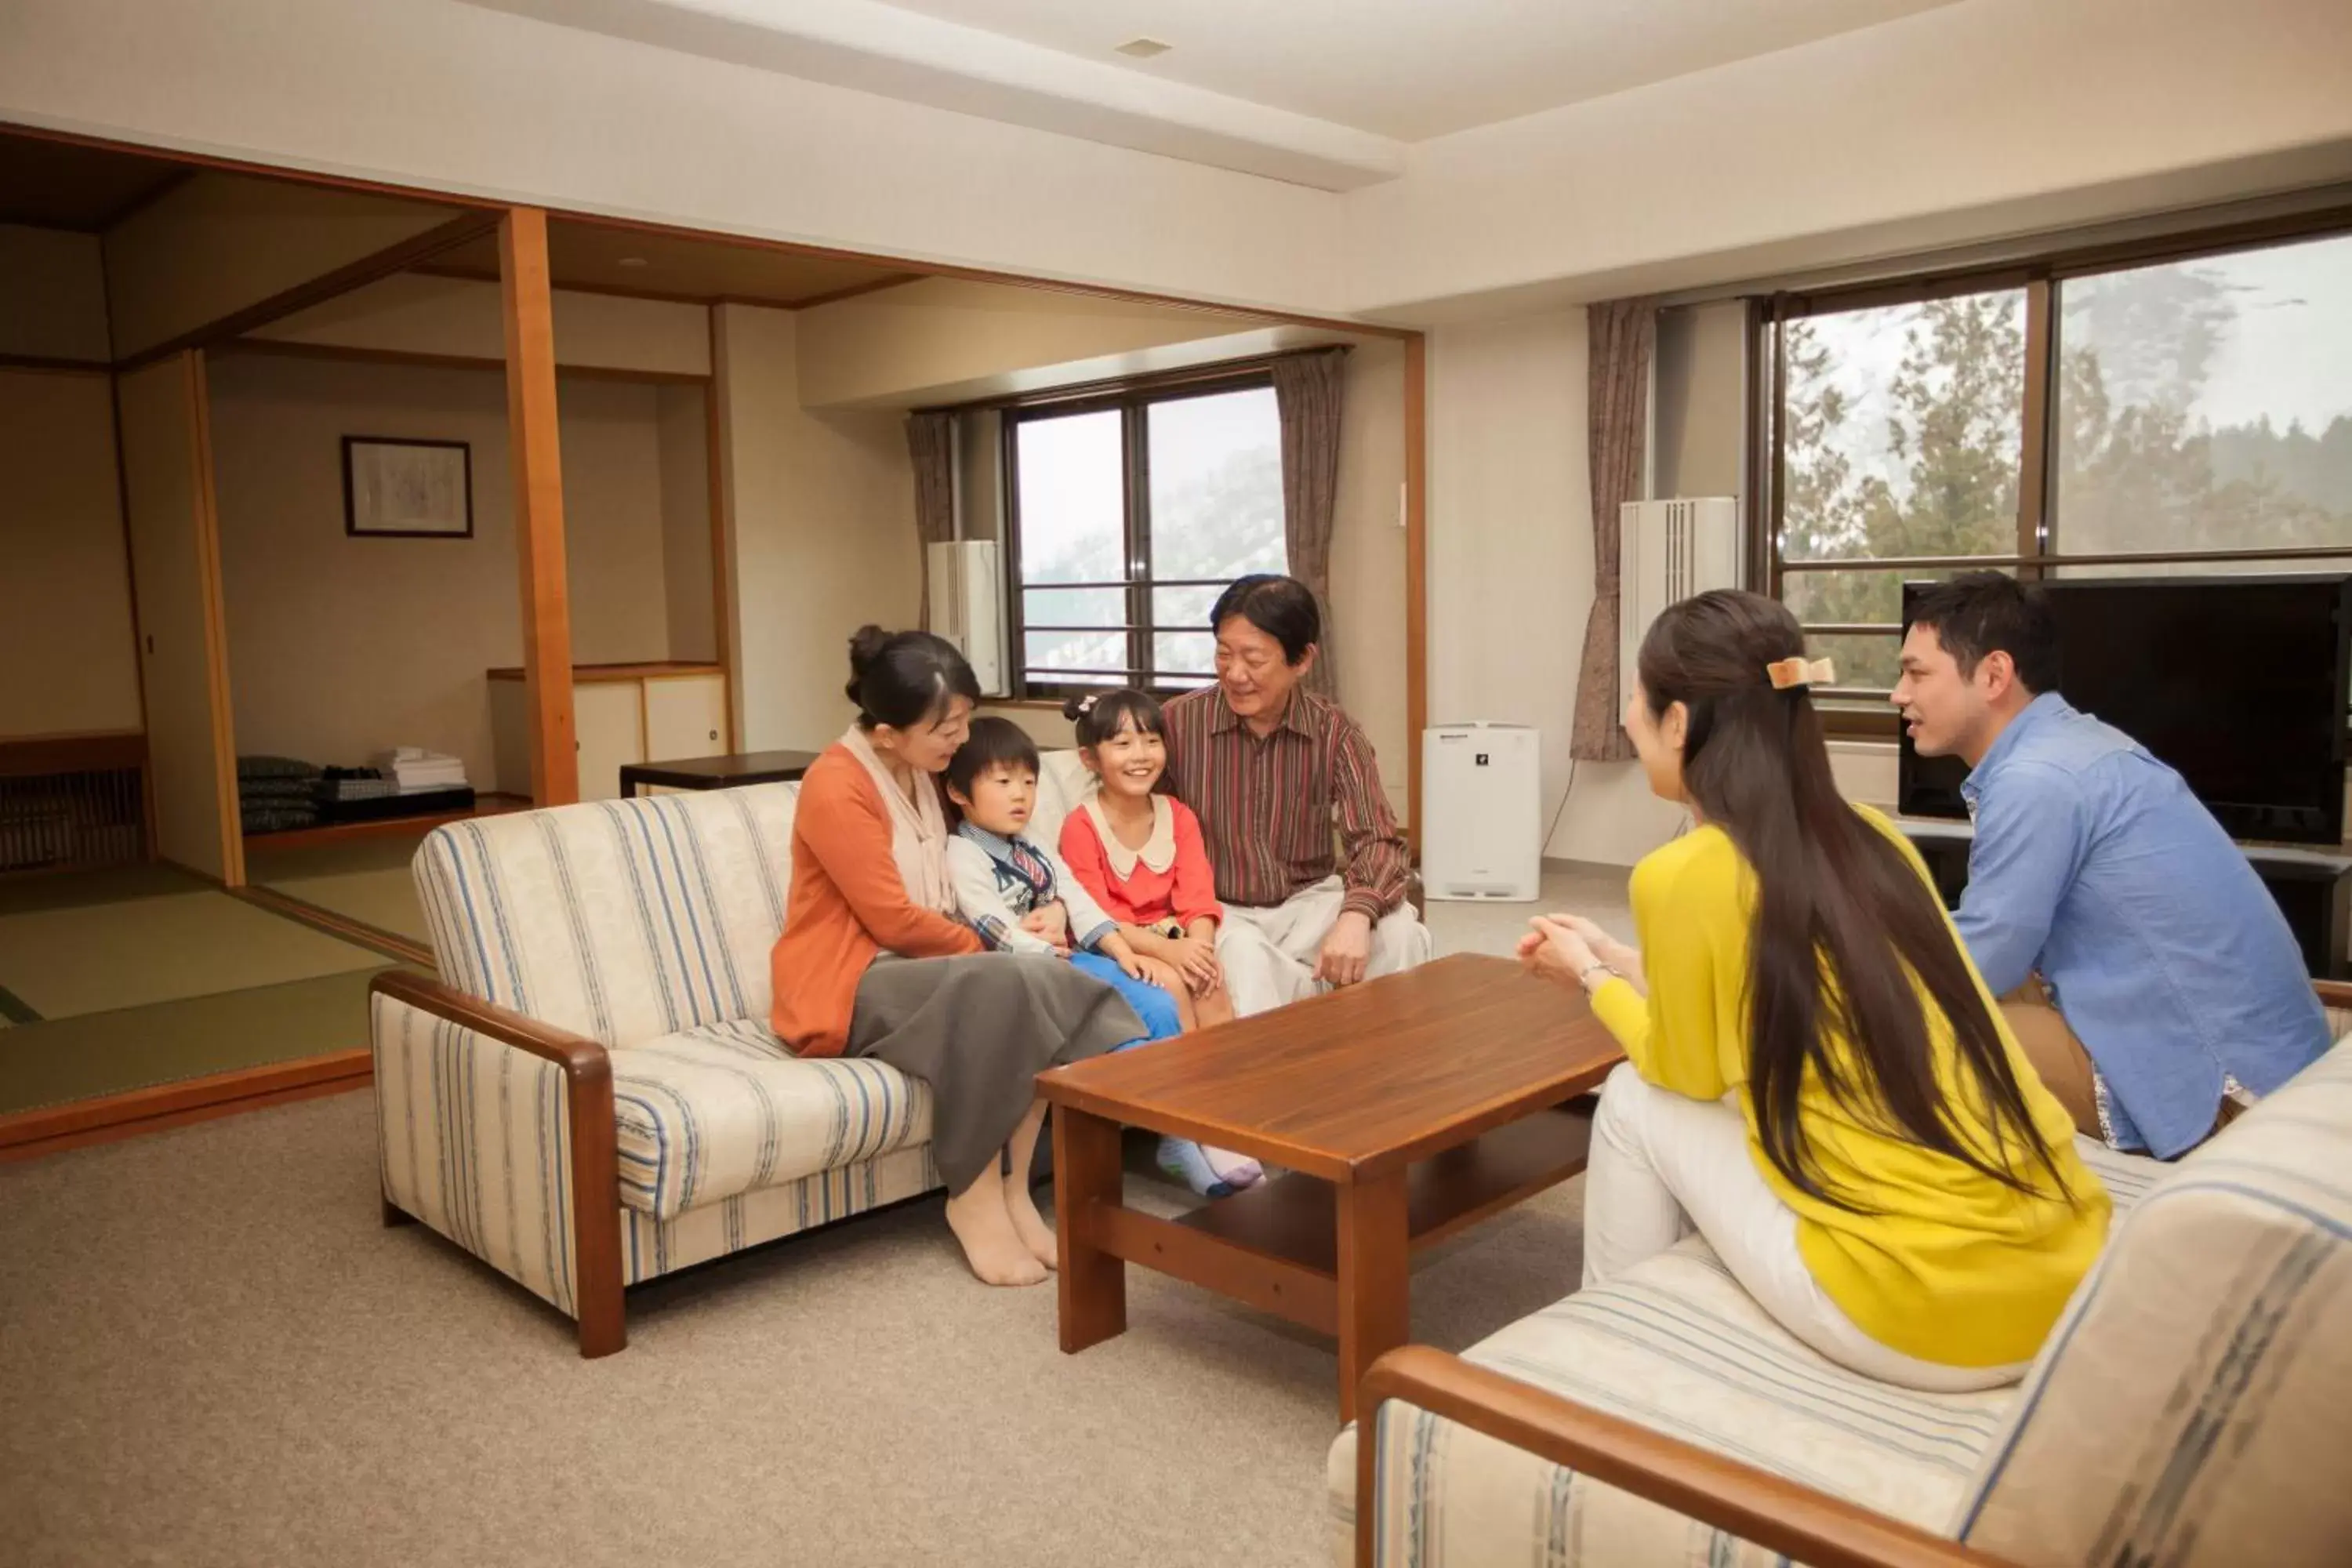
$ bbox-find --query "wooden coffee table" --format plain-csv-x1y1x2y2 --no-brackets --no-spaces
1038,952,1624,1420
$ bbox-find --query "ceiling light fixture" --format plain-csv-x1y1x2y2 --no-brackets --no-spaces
1114,37,1171,58
618,256,649,268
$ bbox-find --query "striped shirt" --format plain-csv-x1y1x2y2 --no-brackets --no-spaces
1160,684,1410,920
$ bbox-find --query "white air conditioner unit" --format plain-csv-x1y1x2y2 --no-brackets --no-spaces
927,540,1007,697
1421,722,1541,902
1619,498,1740,714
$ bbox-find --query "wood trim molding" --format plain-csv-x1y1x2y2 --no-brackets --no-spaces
230,884,431,967
1355,1347,2022,1568
371,970,624,1357
2314,980,2352,1009
1403,334,1428,857
0,1049,373,1165
215,336,710,386
0,353,112,376
115,210,503,372
0,731,147,777
499,208,580,808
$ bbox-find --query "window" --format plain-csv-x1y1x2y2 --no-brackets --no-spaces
1758,220,2352,724
1004,372,1285,696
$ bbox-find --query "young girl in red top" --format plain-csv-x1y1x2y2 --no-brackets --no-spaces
1058,689,1260,1190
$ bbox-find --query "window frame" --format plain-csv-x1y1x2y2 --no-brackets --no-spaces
998,363,1283,700
1748,204,2352,737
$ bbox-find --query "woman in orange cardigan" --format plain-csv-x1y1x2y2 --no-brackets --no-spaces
771,627,1144,1287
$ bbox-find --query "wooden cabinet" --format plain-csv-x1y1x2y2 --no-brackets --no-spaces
487,662,729,804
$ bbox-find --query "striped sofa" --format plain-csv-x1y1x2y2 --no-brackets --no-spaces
1334,1022,2352,1567
371,751,1131,1355
372,780,948,1356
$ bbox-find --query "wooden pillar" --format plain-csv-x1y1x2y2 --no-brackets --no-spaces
1403,334,1428,856
499,207,577,806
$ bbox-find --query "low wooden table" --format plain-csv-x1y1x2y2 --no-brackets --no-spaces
1038,953,1624,1420
618,750,822,797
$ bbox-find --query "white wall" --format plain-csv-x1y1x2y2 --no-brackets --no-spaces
0,0,1345,319
0,223,111,361
655,383,715,662
1428,311,1688,867
206,354,691,787
1348,0,2352,315
103,170,458,358
251,272,712,377
797,278,1261,408
0,368,142,737
715,303,919,751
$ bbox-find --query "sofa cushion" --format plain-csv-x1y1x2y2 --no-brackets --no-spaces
611,1017,931,1219
1955,1040,2352,1566
1334,1134,2163,1567
416,784,797,1049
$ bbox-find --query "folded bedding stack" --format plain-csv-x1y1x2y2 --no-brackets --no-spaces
237,756,321,834
376,748,470,794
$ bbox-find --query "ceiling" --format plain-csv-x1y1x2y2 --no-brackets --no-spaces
460,0,1963,189
880,0,1966,140
426,220,920,308
0,133,188,230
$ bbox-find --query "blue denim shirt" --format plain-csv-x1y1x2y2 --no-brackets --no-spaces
1956,693,2330,1157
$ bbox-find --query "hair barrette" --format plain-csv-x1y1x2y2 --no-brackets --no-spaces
1766,655,1835,691
1077,692,1102,713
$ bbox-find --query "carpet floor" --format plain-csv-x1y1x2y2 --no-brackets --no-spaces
0,861,1635,1564
0,1089,1588,1568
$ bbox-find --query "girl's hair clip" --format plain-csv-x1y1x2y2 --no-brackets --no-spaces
1766,655,1835,691
1077,693,1102,714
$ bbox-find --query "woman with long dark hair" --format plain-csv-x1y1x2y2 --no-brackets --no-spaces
770,627,1145,1287
1522,591,2108,1388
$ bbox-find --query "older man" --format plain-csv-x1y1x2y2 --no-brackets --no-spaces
1160,574,1432,1017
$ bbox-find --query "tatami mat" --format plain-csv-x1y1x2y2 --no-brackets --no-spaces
264,870,433,946
0,967,405,1116
0,891,386,1021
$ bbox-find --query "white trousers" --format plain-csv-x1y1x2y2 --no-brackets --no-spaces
1215,876,1434,1018
1584,1062,2028,1392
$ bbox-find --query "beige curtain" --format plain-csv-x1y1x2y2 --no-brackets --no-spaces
1570,299,1657,762
1272,348,1348,699
905,412,956,630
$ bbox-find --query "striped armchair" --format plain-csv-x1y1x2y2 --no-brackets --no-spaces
1335,999,2352,1568
372,782,941,1357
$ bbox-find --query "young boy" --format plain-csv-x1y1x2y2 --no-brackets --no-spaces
942,717,1250,1196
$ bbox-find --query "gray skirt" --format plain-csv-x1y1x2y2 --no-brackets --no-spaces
848,953,1143,1194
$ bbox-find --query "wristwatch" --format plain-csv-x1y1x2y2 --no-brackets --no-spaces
1577,960,1622,990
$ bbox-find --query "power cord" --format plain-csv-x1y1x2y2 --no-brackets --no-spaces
1541,759,1579,858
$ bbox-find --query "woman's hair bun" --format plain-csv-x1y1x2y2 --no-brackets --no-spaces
845,624,891,704
1060,693,1091,722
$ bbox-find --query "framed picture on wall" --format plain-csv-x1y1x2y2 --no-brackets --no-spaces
342,436,474,539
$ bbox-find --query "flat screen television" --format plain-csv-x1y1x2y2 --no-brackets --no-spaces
1896,575,2352,845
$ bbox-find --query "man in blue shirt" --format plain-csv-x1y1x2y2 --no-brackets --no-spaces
1892,572,2330,1158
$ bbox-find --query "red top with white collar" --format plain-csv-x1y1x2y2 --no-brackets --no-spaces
1057,793,1223,932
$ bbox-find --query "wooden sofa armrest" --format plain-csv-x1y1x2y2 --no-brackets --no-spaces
368,971,626,1356
1355,1347,2020,1568
2313,979,2352,1009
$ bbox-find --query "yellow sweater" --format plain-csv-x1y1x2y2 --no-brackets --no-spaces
1590,812,2110,1367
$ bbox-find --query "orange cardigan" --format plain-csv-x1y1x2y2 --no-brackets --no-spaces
769,745,982,1057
